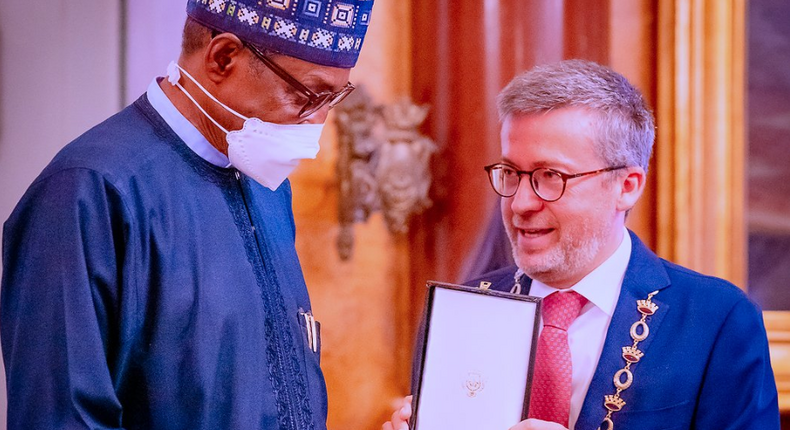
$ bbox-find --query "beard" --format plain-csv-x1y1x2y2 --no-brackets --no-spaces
506,213,613,287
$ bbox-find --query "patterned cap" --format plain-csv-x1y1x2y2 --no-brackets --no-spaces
187,0,374,68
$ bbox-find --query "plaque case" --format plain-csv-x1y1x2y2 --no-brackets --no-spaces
412,281,541,430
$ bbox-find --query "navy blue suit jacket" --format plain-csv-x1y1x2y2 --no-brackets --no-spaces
469,231,779,430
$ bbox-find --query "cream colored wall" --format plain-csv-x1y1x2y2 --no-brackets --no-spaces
289,0,414,428
0,2,122,427
124,2,186,103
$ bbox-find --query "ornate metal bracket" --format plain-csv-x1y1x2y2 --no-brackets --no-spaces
334,85,436,261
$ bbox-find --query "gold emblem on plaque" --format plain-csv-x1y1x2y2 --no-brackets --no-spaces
463,372,485,397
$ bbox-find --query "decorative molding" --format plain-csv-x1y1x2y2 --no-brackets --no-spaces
334,86,435,260
765,311,790,411
656,0,746,286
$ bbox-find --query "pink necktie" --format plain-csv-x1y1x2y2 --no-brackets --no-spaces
528,291,588,427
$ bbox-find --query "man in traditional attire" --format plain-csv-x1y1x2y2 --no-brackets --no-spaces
383,60,779,430
1,0,374,428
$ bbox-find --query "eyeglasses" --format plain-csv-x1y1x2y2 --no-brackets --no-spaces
484,163,627,202
246,43,355,118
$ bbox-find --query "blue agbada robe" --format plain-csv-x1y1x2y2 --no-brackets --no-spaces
1,95,327,430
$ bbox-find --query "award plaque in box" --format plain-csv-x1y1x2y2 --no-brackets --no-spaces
412,281,541,430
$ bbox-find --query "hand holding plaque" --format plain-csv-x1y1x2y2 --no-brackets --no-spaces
410,282,541,430
508,418,569,430
382,396,412,430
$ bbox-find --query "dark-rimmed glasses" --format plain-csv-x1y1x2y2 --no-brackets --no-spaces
246,43,355,118
484,163,627,202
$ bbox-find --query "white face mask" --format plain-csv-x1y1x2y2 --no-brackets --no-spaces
166,61,323,190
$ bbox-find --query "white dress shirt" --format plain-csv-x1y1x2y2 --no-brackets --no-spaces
146,78,231,168
528,228,632,430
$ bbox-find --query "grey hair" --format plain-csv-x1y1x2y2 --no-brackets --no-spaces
496,59,655,172
181,17,278,76
181,17,212,56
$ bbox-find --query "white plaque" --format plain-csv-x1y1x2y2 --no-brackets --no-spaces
413,281,541,430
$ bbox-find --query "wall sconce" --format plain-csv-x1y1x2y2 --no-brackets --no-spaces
334,86,436,261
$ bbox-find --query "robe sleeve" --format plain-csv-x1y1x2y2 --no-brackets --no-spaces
2,167,133,430
693,297,780,429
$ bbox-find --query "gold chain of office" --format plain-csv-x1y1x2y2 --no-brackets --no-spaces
597,290,660,430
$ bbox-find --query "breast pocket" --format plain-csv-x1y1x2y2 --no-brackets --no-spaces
603,400,693,430
298,309,322,360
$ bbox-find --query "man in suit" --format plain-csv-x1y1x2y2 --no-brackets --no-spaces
383,59,779,430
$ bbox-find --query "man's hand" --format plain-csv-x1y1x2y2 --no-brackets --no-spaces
381,395,412,430
509,418,569,430
380,399,566,430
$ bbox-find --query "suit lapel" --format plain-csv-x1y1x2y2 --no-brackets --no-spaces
576,232,672,429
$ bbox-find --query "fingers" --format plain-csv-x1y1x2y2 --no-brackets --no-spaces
399,397,412,421
509,419,569,430
382,418,408,430
383,396,412,430
389,403,407,425
382,422,408,430
390,407,401,425
509,420,528,430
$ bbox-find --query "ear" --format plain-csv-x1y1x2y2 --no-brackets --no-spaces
615,166,646,212
202,33,245,84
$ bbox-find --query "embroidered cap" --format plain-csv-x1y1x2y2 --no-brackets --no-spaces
186,0,374,68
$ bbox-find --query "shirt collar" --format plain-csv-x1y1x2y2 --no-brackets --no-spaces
146,77,231,168
529,227,632,317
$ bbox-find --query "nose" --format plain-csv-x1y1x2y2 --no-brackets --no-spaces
509,178,544,214
301,105,331,124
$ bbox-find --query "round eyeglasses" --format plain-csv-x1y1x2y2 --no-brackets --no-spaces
484,163,627,202
246,43,355,118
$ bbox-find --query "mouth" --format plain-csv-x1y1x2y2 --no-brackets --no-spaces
518,227,555,238
513,226,556,252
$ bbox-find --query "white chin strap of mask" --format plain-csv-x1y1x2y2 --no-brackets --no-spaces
165,61,323,191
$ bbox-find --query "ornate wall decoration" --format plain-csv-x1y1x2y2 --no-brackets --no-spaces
334,86,435,260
